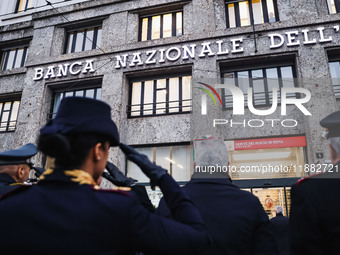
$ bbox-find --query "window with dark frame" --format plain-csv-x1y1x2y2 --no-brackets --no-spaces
225,0,279,28
128,75,192,118
0,98,21,133
64,26,102,54
222,65,296,108
329,60,340,99
15,0,33,13
51,87,102,119
0,46,28,71
139,11,183,41
327,0,340,14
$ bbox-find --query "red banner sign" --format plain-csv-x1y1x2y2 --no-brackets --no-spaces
234,136,306,150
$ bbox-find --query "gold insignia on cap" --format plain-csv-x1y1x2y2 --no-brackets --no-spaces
64,170,97,186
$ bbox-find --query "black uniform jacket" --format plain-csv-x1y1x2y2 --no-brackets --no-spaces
290,163,340,255
270,213,289,255
0,169,211,255
0,173,19,196
157,176,277,255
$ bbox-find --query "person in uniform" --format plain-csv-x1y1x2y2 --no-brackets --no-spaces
0,143,37,195
157,138,277,255
290,111,340,255
0,97,211,255
270,206,289,255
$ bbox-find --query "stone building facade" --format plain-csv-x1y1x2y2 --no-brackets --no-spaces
1,0,340,213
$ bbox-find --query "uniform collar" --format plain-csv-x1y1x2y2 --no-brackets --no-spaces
189,172,233,185
38,168,99,188
0,173,16,185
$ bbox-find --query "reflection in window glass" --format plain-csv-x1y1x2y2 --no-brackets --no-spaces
252,0,263,24
75,30,85,52
144,81,154,115
84,28,94,51
65,26,102,54
228,4,236,28
176,12,183,35
169,78,179,113
131,82,142,117
0,46,28,70
327,0,337,14
127,147,153,183
52,87,101,118
267,0,277,22
130,76,192,117
14,48,24,68
329,61,340,99
156,79,167,115
140,11,183,41
163,14,172,38
239,1,251,26
226,0,278,28
156,147,171,170
151,16,161,40
17,0,33,13
223,65,296,107
127,145,191,182
182,76,192,112
0,99,20,132
266,68,280,103
141,18,148,41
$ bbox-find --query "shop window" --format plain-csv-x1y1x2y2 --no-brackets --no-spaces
15,0,33,13
0,97,21,132
225,0,279,28
64,26,102,54
0,46,28,71
126,144,192,183
327,0,340,14
222,65,296,108
225,136,307,180
51,87,101,118
139,11,183,41
329,60,340,99
128,75,192,117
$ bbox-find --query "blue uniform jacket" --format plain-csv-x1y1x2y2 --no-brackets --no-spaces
157,176,278,255
0,169,211,255
0,173,19,196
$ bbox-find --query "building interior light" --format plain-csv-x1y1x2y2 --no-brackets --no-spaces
232,151,291,161
165,157,184,169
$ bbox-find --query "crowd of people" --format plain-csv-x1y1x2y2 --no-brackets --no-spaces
0,96,339,255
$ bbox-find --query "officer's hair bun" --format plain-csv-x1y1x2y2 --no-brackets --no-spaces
38,133,70,158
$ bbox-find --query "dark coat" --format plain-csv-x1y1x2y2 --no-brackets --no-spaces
157,176,278,255
270,213,289,255
290,163,340,255
0,169,211,255
0,173,18,196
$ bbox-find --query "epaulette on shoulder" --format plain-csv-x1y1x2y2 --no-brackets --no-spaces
90,185,131,196
296,172,324,185
0,185,32,200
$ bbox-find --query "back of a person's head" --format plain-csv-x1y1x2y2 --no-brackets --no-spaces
38,133,109,169
195,139,229,168
275,205,284,214
38,97,119,169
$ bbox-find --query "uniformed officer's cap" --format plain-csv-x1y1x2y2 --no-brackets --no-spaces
0,143,37,166
40,97,120,146
320,111,340,138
